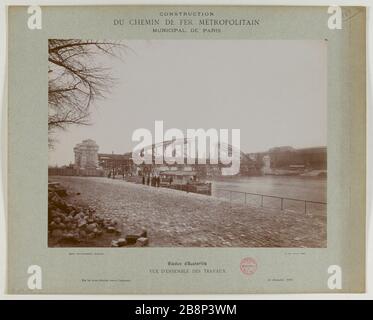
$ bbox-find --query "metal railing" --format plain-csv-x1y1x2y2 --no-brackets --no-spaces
218,189,326,214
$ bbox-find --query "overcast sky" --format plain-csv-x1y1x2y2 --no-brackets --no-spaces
49,40,327,166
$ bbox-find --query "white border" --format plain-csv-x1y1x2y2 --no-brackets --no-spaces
0,0,372,300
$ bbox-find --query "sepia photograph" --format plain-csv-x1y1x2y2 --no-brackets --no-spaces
6,3,368,295
48,39,327,248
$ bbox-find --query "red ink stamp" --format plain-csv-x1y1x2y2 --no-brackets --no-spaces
240,257,257,275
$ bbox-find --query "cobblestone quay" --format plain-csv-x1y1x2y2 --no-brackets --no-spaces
49,176,326,247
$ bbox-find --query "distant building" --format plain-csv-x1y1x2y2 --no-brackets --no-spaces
98,153,134,176
73,139,99,169
70,140,326,178
49,139,102,177
247,146,327,174
269,146,326,170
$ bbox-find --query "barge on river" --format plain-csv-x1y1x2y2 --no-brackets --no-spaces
159,170,212,196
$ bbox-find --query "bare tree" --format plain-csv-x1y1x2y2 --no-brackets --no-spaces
48,39,126,147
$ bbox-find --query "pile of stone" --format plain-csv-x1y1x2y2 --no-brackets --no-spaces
48,183,120,244
110,229,149,247
48,182,67,197
48,182,149,247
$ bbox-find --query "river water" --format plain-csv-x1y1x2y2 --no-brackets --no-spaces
208,175,326,213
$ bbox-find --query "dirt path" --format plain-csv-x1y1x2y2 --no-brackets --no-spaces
49,176,326,247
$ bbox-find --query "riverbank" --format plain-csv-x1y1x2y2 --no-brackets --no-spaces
49,176,326,247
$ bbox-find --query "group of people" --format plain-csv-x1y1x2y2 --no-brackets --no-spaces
107,170,129,180
142,174,161,187
142,174,174,187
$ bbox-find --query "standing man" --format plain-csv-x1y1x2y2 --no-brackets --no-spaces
156,175,160,187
